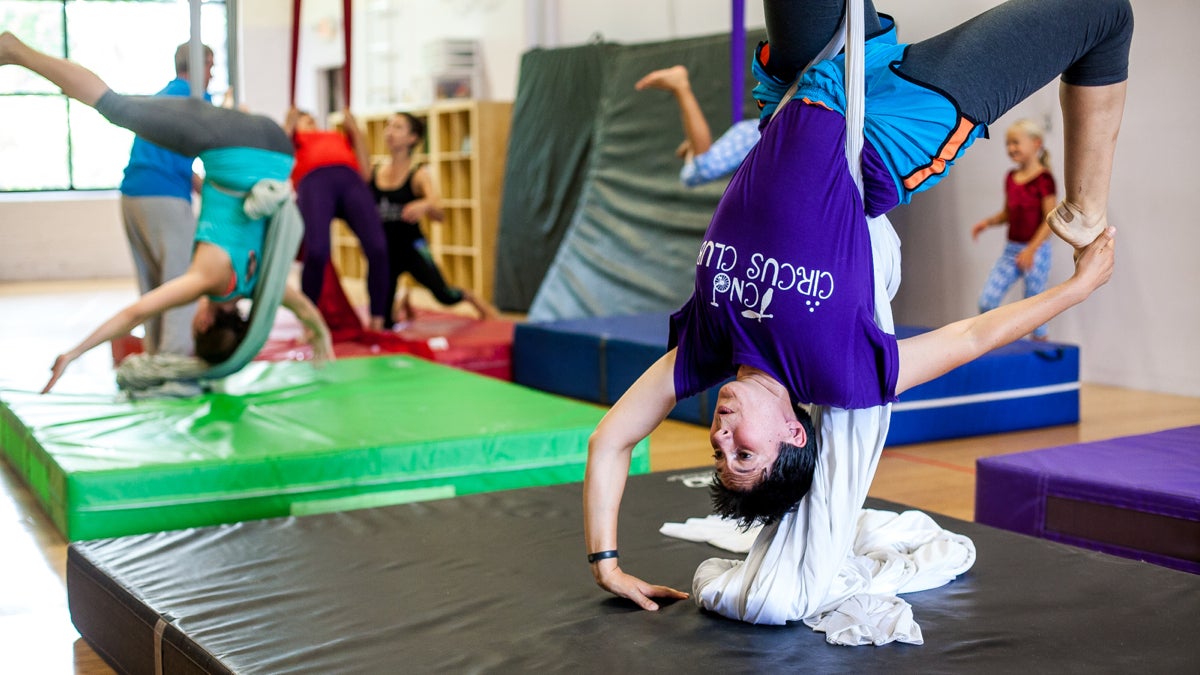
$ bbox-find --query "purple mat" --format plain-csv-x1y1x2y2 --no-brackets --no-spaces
976,426,1200,573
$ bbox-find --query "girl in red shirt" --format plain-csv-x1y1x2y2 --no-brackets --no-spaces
971,119,1058,340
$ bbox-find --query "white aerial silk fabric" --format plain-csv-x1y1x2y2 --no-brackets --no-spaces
682,153,977,642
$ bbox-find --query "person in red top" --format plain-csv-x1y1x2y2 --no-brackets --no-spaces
286,107,391,330
971,119,1058,340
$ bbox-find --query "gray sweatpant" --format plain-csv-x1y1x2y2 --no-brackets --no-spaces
120,195,198,356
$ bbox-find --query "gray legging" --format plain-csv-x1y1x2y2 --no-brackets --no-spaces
764,0,1134,126
95,92,293,158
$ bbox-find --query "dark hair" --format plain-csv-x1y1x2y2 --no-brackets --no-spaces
193,306,249,364
710,407,818,529
396,112,426,142
174,42,214,75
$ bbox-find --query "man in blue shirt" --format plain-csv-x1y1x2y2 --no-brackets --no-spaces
119,42,214,356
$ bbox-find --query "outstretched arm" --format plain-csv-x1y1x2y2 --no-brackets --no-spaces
971,206,1008,241
896,227,1115,395
584,348,689,610
42,268,215,393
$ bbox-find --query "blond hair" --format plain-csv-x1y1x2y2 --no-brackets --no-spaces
1008,118,1051,171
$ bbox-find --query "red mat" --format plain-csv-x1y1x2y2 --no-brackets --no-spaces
113,264,514,381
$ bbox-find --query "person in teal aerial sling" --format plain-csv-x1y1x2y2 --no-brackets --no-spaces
0,32,333,393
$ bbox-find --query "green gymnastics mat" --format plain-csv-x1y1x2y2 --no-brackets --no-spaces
0,355,649,541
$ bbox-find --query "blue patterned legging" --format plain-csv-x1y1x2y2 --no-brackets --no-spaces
978,241,1052,338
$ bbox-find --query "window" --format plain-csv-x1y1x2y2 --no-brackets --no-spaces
0,0,228,192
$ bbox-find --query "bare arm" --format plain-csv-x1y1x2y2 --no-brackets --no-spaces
584,348,690,610
281,283,334,364
896,227,1115,395
282,106,301,136
342,108,373,182
971,207,1008,241
43,265,217,393
401,166,444,222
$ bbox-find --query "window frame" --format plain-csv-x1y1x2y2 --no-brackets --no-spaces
0,0,229,194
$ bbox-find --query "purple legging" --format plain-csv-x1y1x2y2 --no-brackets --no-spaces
296,164,390,319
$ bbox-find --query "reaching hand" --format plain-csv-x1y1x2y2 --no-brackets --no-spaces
42,353,75,394
971,219,991,241
594,563,689,611
1071,226,1116,294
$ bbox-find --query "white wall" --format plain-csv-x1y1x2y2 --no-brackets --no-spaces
878,0,1200,397
1,0,1196,396
0,193,128,280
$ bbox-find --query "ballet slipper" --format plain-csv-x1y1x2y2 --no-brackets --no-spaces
1046,200,1108,250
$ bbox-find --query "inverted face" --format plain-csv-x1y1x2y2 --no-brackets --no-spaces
191,296,218,336
709,380,804,491
1005,129,1041,166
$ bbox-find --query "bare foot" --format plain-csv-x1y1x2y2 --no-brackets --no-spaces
1046,200,1108,250
635,65,689,93
0,31,23,66
462,290,498,320
391,294,411,324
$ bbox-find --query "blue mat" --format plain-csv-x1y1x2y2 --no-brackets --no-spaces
513,314,1079,442
513,313,729,425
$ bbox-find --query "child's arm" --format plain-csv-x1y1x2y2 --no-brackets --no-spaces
971,207,1008,240
1016,193,1058,271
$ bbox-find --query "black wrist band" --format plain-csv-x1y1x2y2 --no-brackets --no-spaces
587,549,619,564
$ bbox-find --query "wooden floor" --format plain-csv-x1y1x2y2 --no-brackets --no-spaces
2,278,1198,674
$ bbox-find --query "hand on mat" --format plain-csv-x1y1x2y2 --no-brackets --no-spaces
43,353,75,394
305,325,335,366
1069,226,1116,293
595,565,689,611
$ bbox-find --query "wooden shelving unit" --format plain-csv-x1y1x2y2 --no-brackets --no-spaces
331,100,512,304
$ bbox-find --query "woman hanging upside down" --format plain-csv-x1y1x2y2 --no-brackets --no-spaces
0,32,333,393
583,0,1129,630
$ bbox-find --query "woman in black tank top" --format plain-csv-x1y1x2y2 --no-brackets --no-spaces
369,112,496,328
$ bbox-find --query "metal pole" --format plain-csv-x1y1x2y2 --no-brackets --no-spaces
227,0,240,107
189,0,204,99
730,0,745,124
